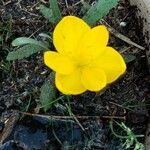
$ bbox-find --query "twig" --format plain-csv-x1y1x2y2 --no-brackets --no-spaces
20,112,126,120
16,1,39,17
30,2,40,11
120,47,132,54
40,0,47,4
65,0,69,8
29,24,46,38
72,114,85,131
74,0,82,6
101,19,145,50
1,0,11,5
65,104,85,131
109,101,130,113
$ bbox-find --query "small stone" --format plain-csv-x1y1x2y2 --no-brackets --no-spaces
120,22,127,27
118,6,124,10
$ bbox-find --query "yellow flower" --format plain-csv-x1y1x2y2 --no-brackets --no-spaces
44,16,126,95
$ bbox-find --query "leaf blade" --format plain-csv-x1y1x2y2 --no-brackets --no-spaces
83,0,119,26
49,0,62,24
40,72,56,112
6,44,44,61
12,37,49,49
122,54,136,63
39,5,55,24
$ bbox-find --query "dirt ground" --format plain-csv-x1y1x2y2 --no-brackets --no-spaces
0,0,150,149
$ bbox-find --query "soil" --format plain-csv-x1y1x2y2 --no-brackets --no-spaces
0,0,150,149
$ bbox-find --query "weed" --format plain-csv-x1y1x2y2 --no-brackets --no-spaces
110,121,145,150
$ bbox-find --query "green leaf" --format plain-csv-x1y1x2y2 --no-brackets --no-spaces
40,72,56,112
39,5,55,24
83,0,119,26
122,54,136,63
49,0,62,24
6,44,44,61
80,1,91,14
12,37,49,49
39,33,52,41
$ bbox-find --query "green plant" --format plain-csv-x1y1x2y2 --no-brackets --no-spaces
40,72,57,112
6,0,120,62
83,0,119,26
110,121,145,150
0,60,11,74
0,19,13,43
6,0,123,111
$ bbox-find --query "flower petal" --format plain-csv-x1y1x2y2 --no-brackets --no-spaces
55,71,86,95
81,68,107,91
94,47,126,83
44,51,76,75
78,25,109,62
53,16,90,56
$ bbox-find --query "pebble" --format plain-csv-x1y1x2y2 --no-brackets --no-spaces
120,22,127,27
